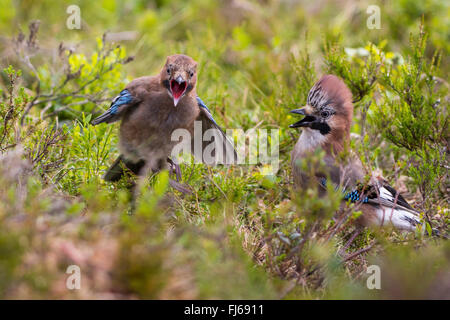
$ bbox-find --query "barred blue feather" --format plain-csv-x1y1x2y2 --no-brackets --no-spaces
110,90,134,114
319,177,368,203
196,96,219,127
91,89,135,125
343,190,369,203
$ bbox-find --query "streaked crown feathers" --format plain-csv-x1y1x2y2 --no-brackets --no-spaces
307,75,353,116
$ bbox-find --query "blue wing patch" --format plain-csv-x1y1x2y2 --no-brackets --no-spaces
320,177,368,203
196,96,219,127
91,89,135,125
343,190,369,203
110,90,134,115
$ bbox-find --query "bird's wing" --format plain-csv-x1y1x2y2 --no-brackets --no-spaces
318,171,418,214
365,182,418,215
317,153,365,193
91,89,140,125
193,97,237,165
319,176,422,230
365,181,423,230
103,155,146,182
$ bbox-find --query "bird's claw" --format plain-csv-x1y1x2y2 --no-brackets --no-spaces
169,179,192,194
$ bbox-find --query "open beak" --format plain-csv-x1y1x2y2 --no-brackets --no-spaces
289,107,317,128
170,76,187,107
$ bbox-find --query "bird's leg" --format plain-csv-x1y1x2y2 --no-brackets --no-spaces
339,226,363,256
167,158,175,176
167,157,182,182
128,189,137,215
174,164,181,182
150,158,190,194
129,171,152,214
122,180,137,215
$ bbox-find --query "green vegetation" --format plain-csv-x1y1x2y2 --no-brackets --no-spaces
0,0,448,299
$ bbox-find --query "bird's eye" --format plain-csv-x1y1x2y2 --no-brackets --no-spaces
166,68,170,74
321,111,331,118
189,71,194,78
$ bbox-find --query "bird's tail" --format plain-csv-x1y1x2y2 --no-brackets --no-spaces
103,155,145,182
373,205,420,231
104,156,192,196
373,204,448,239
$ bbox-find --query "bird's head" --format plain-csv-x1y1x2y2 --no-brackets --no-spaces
289,75,353,150
161,54,198,107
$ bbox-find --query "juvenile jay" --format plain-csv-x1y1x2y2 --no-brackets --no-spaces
91,54,236,187
289,74,428,233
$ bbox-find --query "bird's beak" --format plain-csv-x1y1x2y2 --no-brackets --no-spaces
175,76,184,84
289,106,317,128
170,75,187,107
290,108,307,116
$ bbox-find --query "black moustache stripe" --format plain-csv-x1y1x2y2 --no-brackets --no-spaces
162,79,170,90
311,122,331,135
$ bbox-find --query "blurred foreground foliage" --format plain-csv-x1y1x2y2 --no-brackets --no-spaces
0,0,448,299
